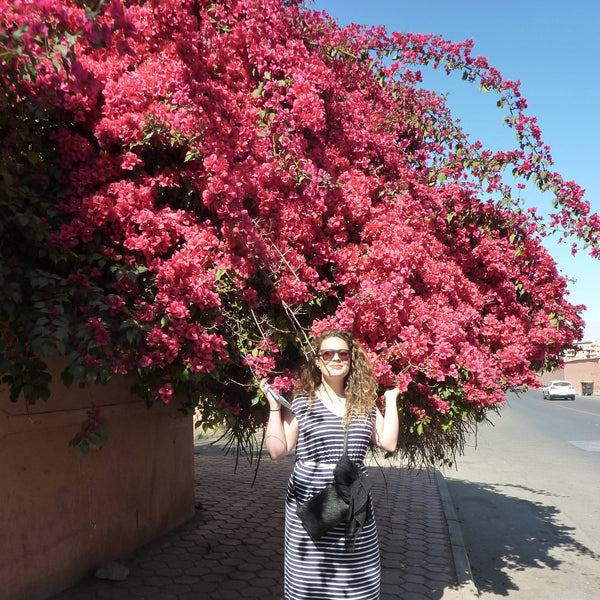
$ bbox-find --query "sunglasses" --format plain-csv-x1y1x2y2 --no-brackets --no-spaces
318,349,351,362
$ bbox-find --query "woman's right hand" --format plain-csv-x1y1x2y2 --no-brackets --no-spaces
260,380,299,460
259,379,280,412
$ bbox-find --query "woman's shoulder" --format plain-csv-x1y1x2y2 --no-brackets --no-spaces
292,392,309,403
291,393,310,411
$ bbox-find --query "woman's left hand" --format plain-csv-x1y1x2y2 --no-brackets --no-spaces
383,387,401,404
372,387,401,452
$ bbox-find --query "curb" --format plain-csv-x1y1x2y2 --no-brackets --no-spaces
436,470,480,599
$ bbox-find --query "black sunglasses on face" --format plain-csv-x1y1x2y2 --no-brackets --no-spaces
319,349,351,361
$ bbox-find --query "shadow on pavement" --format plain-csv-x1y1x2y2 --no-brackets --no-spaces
446,478,600,597
51,449,464,600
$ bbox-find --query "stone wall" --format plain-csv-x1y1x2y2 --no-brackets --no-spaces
0,361,194,600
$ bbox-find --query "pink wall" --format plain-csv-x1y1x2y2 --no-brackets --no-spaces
537,368,565,386
537,358,599,394
0,361,194,600
564,359,600,394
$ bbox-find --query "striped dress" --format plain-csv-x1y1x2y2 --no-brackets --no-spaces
284,395,380,600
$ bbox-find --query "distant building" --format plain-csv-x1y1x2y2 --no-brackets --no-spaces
537,340,599,395
564,340,600,361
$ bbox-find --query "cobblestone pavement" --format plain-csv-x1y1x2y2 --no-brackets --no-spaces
51,441,478,600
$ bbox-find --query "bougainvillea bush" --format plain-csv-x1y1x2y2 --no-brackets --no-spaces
1,0,598,464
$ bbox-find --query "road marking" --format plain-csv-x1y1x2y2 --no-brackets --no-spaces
554,404,600,418
569,441,600,452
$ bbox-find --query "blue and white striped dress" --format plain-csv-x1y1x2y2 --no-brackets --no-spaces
284,395,380,600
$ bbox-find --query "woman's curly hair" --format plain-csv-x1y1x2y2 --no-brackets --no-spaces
298,329,378,426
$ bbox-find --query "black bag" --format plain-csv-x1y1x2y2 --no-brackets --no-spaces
296,482,349,542
296,427,372,545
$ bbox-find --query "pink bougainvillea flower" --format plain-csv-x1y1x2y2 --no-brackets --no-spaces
1,0,596,464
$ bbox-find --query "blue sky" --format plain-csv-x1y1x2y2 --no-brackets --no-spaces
310,0,600,340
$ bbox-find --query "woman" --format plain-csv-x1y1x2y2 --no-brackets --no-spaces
260,329,400,600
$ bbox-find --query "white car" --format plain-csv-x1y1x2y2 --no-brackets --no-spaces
542,380,576,401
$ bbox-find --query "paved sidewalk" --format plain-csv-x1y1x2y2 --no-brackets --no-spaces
51,439,479,600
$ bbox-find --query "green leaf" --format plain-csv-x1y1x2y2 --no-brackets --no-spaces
252,81,264,98
12,24,29,42
61,369,74,387
71,364,85,381
125,328,138,344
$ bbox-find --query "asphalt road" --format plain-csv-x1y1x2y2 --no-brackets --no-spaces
442,389,600,600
